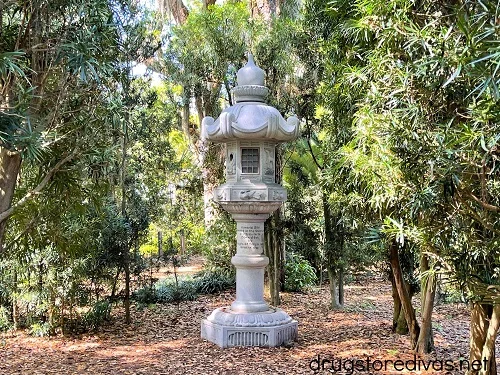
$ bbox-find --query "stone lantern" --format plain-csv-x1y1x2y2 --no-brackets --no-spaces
200,54,299,348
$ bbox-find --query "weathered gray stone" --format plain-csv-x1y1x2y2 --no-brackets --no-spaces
200,53,299,348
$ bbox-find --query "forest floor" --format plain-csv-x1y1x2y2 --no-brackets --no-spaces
0,257,496,375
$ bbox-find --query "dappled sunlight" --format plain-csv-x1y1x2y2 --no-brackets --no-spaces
95,338,189,359
0,278,480,375
64,341,101,351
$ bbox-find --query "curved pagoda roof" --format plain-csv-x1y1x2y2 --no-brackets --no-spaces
202,54,300,143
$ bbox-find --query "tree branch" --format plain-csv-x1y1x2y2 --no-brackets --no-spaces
0,148,80,224
461,189,500,212
455,191,500,235
3,214,39,251
307,137,323,170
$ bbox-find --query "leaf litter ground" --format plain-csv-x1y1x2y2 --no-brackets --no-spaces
1,259,497,374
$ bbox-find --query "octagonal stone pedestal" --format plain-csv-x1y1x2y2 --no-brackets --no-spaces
201,307,298,348
201,205,298,348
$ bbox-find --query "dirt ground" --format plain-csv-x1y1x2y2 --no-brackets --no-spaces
0,259,497,375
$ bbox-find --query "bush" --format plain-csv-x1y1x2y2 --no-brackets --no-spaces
29,322,51,337
154,278,198,304
284,252,318,292
0,306,11,332
193,270,235,294
201,215,236,274
133,285,157,304
83,300,112,330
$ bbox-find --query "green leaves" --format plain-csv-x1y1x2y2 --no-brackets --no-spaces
0,51,29,80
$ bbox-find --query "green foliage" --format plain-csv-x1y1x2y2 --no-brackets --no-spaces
134,270,234,306
299,0,500,302
284,252,318,292
193,270,235,295
154,277,198,304
201,215,236,274
161,1,251,112
83,300,112,331
133,286,157,305
0,307,11,332
29,322,51,337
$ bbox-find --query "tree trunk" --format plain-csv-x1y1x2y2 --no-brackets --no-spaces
120,112,130,324
479,305,500,375
124,256,131,324
265,211,281,306
322,193,343,309
271,210,282,306
181,95,191,145
0,148,22,252
390,271,408,334
392,286,402,332
338,268,344,306
327,267,342,309
470,303,499,375
389,240,420,348
12,270,18,330
159,0,189,24
202,0,216,9
110,266,121,300
249,0,281,20
158,231,163,258
265,146,284,306
415,254,435,354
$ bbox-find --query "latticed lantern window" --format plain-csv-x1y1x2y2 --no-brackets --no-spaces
241,148,259,174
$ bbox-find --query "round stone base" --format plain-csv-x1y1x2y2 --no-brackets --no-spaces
201,307,298,348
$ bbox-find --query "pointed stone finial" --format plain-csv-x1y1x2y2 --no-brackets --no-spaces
236,52,265,86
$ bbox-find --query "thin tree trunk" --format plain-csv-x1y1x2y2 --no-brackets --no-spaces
120,83,131,324
124,257,131,324
181,96,191,144
0,148,22,252
202,0,216,8
110,266,121,300
390,271,407,334
416,254,435,354
265,214,280,306
323,194,342,309
48,285,56,335
389,240,420,348
159,0,189,24
271,210,281,306
12,270,18,330
327,267,341,309
338,268,344,306
470,303,499,375
158,231,163,258
270,147,284,305
478,305,500,375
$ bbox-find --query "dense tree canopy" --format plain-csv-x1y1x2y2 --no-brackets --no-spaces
1,0,499,372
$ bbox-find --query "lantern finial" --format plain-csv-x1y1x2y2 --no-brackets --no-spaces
236,53,265,87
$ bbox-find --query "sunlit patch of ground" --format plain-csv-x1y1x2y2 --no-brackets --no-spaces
150,255,205,280
0,259,494,375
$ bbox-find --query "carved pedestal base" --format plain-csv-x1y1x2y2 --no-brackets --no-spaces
201,307,298,348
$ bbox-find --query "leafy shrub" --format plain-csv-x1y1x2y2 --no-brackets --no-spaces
133,286,157,304
83,300,112,330
201,216,236,274
284,252,318,292
0,306,11,331
133,271,234,306
29,322,51,337
154,278,198,304
193,270,235,294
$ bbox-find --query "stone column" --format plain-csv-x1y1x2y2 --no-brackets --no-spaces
231,214,269,313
